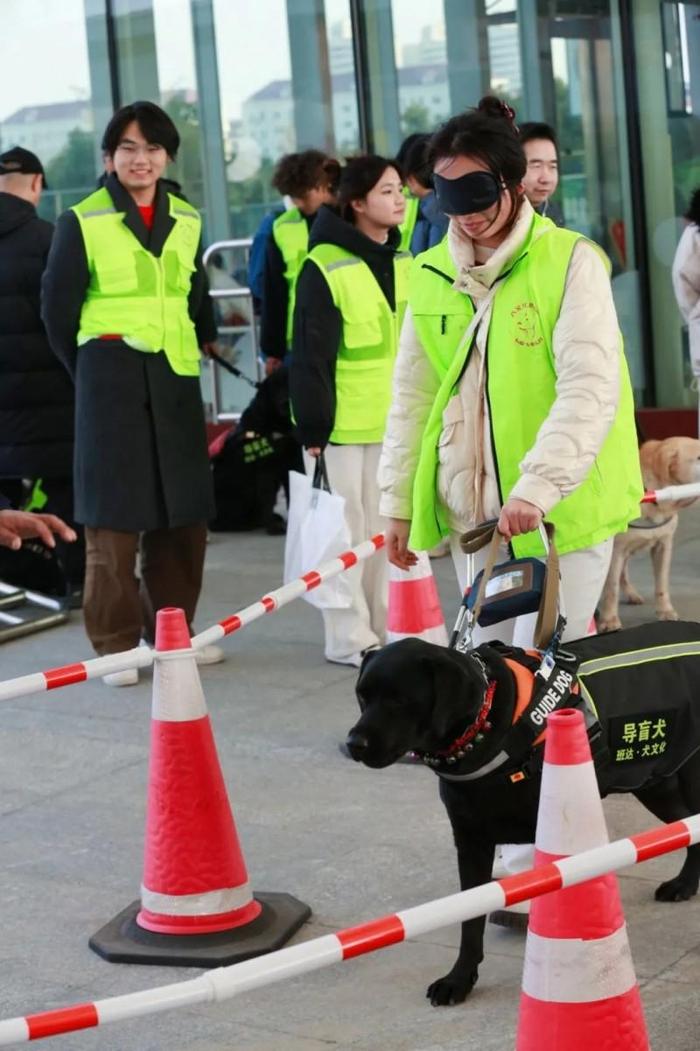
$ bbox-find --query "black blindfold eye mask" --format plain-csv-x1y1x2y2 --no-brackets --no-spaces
433,170,502,216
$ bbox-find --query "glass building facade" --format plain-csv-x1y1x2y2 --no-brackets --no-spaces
1,0,699,409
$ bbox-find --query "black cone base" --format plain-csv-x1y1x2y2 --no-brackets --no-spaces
89,891,311,967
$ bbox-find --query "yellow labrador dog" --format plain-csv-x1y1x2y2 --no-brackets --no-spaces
598,437,700,632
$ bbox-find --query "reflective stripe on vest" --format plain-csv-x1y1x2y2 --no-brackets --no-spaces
398,193,420,253
72,186,202,377
272,207,309,346
309,242,412,444
407,213,643,555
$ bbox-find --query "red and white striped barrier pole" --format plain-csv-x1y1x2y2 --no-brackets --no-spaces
190,535,385,650
0,646,154,703
2,812,698,1045
0,535,386,704
642,481,700,503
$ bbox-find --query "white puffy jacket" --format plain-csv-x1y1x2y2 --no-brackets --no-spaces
378,199,622,534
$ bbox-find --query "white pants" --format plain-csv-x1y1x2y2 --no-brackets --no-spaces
305,445,387,662
451,533,614,880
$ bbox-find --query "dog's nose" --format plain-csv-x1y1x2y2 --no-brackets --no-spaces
345,730,370,760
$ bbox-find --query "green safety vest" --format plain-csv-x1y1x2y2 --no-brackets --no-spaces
398,192,420,253
272,206,309,346
308,243,412,444
71,186,202,377
408,212,643,555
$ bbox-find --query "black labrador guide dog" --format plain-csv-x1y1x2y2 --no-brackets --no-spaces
346,620,700,1006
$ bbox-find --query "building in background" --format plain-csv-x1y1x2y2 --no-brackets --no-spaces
2,0,700,414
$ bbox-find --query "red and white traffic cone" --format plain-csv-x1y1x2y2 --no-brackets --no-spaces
386,551,448,646
90,607,310,967
515,708,649,1050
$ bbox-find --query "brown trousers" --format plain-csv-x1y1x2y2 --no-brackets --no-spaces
83,524,207,654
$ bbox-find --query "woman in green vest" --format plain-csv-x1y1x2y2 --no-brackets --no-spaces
290,155,410,667
379,95,641,645
378,93,642,915
42,101,223,683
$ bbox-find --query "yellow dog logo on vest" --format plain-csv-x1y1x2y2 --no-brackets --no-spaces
511,302,543,347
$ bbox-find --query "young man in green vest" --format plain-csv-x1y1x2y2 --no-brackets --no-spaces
260,150,339,371
41,101,222,684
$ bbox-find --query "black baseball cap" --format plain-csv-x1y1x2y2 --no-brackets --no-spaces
0,146,49,188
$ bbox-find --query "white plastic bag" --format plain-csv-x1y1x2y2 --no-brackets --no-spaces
283,456,353,609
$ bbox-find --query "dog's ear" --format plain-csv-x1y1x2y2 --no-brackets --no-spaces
428,653,480,742
355,648,381,710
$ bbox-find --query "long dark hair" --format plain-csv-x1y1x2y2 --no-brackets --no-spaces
337,155,400,224
429,95,526,228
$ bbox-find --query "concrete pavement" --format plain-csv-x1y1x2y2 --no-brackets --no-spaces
0,508,699,1049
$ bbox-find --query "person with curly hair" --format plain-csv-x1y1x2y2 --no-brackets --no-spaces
260,150,340,370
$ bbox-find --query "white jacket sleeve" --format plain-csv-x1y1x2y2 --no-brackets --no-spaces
378,308,442,520
509,241,621,514
672,225,700,324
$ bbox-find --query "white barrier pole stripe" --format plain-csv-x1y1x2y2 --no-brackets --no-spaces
0,535,386,702
95,977,212,1025
206,935,343,999
3,814,698,1045
642,481,700,503
398,881,506,938
557,839,638,888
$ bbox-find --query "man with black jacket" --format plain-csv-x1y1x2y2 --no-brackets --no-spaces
0,146,82,596
41,102,222,684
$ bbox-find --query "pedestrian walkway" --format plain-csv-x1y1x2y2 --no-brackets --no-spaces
1,510,700,1050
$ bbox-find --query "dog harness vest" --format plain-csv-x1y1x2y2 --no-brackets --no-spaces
72,186,202,377
307,243,412,444
406,212,643,555
436,644,598,784
272,207,309,346
574,624,700,792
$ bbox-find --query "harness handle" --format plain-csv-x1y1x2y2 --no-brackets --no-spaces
458,521,560,650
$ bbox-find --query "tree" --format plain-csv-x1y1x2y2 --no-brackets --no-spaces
45,127,97,191
162,92,205,210
400,103,431,137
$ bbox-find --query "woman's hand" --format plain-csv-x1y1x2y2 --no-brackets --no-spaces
497,498,543,541
306,447,322,458
385,518,419,570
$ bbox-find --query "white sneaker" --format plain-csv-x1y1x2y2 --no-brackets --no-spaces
102,667,139,687
194,643,225,665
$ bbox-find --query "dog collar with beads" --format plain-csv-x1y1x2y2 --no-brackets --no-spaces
417,680,498,768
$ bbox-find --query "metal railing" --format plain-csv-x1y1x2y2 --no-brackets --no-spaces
202,238,262,422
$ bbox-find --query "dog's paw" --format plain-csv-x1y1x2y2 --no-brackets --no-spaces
655,876,699,902
657,608,680,622
426,970,478,1007
623,590,645,606
597,615,622,633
